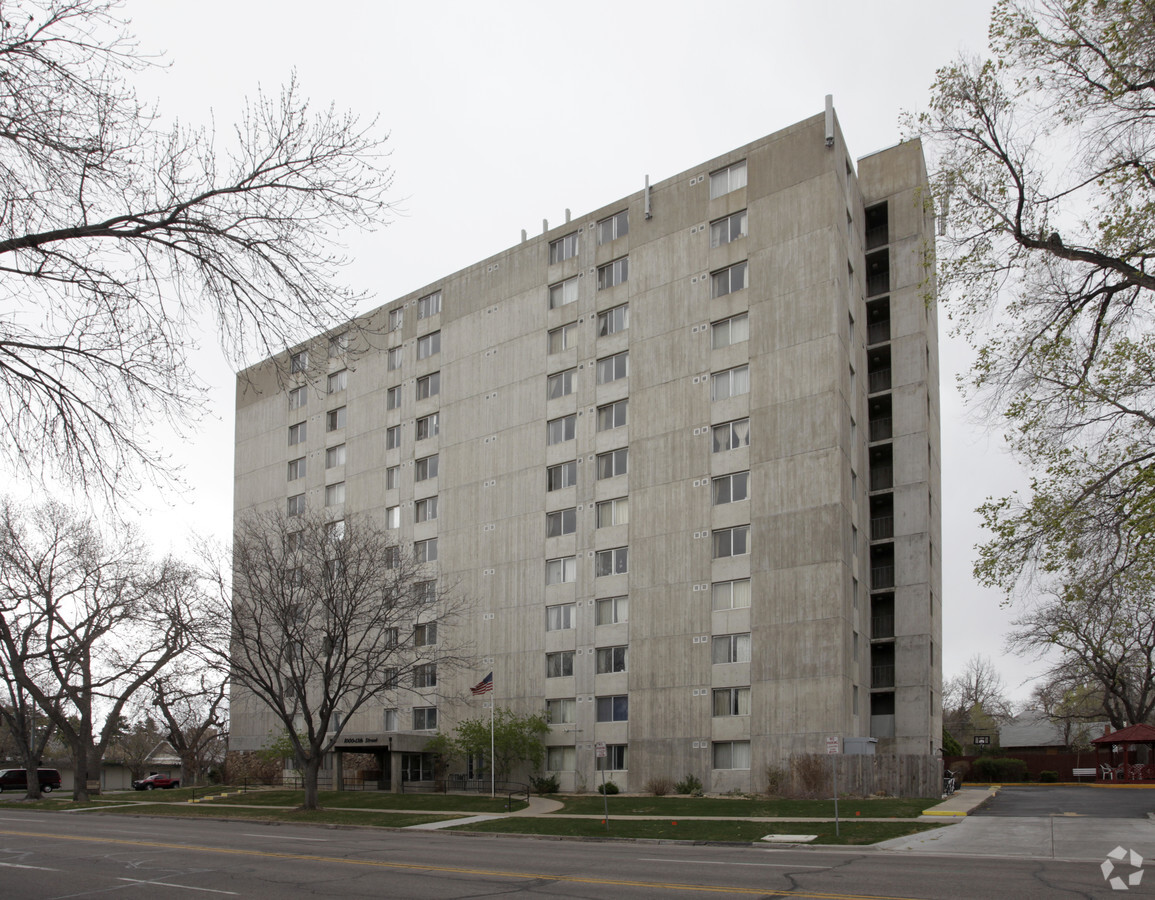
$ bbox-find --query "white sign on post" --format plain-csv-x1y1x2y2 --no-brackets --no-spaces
826,736,840,755
595,741,607,758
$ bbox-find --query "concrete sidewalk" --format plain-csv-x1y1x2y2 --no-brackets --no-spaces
919,786,998,818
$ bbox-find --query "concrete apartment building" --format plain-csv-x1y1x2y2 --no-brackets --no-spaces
231,106,943,793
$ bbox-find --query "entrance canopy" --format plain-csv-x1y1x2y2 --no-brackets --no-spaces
1092,724,1155,783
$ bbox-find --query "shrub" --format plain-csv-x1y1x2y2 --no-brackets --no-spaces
597,780,619,795
972,756,1029,782
790,755,828,798
646,776,674,796
530,774,560,794
764,764,788,797
1038,770,1059,783
675,773,703,794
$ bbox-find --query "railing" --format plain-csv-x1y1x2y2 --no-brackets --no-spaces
871,614,895,639
871,665,896,688
868,368,891,393
447,776,530,808
867,272,890,297
870,466,893,491
871,566,895,589
867,320,891,345
865,224,888,250
869,417,892,442
871,516,894,540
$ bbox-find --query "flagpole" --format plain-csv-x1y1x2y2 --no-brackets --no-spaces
489,697,495,799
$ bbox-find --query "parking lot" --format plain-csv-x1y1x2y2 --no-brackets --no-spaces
972,785,1155,818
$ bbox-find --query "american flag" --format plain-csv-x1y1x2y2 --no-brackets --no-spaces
470,672,493,695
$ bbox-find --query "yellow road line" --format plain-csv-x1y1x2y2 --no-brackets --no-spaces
0,828,926,900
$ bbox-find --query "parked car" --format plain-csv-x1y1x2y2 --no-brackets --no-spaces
0,768,62,793
132,773,180,790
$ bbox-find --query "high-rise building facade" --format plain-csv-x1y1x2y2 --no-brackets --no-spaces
231,108,943,793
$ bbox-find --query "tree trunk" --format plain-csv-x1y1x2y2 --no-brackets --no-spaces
22,761,41,801
72,740,89,803
302,755,323,811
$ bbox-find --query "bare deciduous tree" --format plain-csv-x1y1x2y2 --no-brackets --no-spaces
0,0,392,494
0,498,206,801
152,669,229,785
218,510,469,810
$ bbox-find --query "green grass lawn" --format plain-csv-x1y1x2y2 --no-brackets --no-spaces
548,795,937,818
96,803,455,828
187,790,524,813
449,816,947,845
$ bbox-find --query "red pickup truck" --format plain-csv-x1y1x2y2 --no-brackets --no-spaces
132,773,181,790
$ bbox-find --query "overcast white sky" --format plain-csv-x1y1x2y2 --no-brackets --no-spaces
30,1,1043,699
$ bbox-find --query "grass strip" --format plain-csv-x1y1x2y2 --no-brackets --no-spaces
449,816,946,845
94,803,456,828
549,796,936,818
187,790,523,813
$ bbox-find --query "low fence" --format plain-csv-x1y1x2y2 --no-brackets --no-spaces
946,752,1098,781
781,753,942,798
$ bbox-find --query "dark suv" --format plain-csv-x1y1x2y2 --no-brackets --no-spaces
0,768,63,793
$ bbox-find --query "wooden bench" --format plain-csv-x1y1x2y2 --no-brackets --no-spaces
1072,768,1097,781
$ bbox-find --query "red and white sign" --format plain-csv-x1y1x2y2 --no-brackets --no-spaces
826,736,840,755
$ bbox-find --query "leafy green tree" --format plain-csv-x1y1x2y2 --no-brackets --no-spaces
446,708,549,782
915,0,1155,680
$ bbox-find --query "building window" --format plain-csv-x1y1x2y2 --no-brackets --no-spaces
383,667,399,689
415,538,438,563
596,351,629,384
549,232,579,264
712,633,751,664
596,448,628,480
547,414,576,445
596,695,628,722
416,413,439,440
417,371,440,400
386,506,400,529
386,425,401,449
596,399,627,431
287,457,306,481
547,746,576,770
547,507,577,537
327,406,347,432
413,707,438,731
713,741,751,769
546,650,575,677
415,496,438,523
596,596,628,625
548,322,576,353
415,454,439,481
326,444,346,469
290,350,308,373
325,482,346,507
597,303,629,336
548,276,578,309
595,497,628,528
288,422,307,446
547,699,576,725
384,546,400,569
386,385,401,410
712,313,749,349
712,578,751,610
384,708,397,730
595,547,628,577
416,579,437,603
712,525,749,559
713,418,750,452
596,257,628,290
417,290,441,319
596,744,628,771
547,369,576,399
597,210,629,245
414,622,438,646
328,332,348,358
327,369,347,394
713,687,751,717
546,603,575,631
385,465,399,490
710,209,748,247
387,346,402,370
417,331,441,360
713,471,749,505
711,365,750,401
711,261,747,298
595,646,627,674
413,663,437,688
288,386,307,410
287,493,305,517
388,308,403,332
546,556,577,585
547,460,577,491
709,160,747,199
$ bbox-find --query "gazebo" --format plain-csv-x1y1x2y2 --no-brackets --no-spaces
1092,724,1155,783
